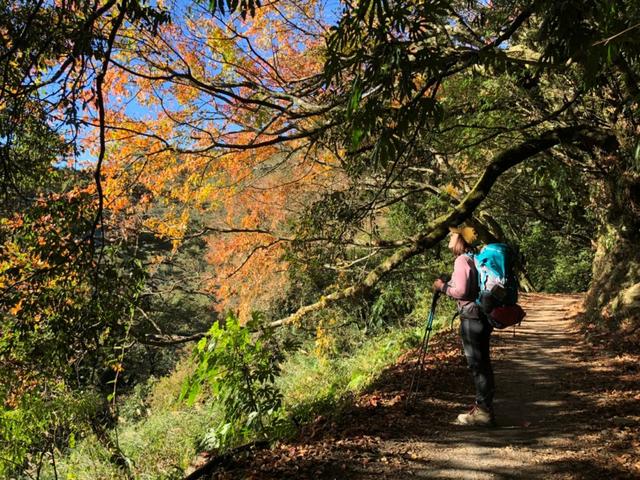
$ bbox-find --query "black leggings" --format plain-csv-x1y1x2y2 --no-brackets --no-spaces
460,314,494,409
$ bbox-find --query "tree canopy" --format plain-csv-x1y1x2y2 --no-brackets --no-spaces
1,0,639,476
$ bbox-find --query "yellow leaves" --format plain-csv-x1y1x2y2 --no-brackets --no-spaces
206,29,240,72
1,239,49,275
314,314,338,360
174,81,201,106
143,215,187,245
443,183,459,198
75,0,339,321
9,299,24,316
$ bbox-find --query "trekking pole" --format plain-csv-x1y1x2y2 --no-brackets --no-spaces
449,311,459,330
405,291,440,412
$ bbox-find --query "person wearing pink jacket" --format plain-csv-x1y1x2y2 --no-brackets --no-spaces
433,226,496,427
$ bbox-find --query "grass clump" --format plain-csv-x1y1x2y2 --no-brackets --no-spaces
44,408,216,480
279,296,454,425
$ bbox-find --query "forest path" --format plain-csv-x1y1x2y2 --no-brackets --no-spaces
209,294,640,479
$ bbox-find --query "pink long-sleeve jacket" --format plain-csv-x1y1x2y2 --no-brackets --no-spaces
441,254,478,309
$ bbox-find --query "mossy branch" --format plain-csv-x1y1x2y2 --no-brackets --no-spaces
269,126,616,328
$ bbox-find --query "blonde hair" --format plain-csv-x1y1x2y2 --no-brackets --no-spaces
452,234,475,256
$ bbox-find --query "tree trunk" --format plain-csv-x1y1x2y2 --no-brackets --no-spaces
584,171,640,335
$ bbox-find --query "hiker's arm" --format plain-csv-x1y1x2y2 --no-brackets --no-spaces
440,256,473,299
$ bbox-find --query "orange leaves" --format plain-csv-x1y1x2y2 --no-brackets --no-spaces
78,0,339,319
198,147,335,319
104,68,130,103
208,233,288,321
443,183,459,198
111,362,124,373
8,298,24,316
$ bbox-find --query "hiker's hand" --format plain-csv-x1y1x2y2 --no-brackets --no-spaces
433,278,445,292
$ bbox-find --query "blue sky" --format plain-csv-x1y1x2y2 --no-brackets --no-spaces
74,0,344,166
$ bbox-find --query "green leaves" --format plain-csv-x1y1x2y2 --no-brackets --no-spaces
1,187,147,406
182,312,284,450
125,0,171,34
324,0,459,176
0,390,100,477
347,77,363,120
204,0,261,19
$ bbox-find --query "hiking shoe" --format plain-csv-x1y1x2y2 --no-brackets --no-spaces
455,405,496,427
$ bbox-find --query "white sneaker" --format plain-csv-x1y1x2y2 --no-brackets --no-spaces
455,405,496,426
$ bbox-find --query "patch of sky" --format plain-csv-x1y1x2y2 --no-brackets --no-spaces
68,0,345,167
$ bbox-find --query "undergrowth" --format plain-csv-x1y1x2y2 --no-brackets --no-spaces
36,294,456,480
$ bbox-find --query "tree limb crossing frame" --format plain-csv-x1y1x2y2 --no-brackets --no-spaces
139,125,616,345
268,125,616,327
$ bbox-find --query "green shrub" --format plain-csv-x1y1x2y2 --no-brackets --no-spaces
0,388,99,478
181,313,286,451
519,222,594,293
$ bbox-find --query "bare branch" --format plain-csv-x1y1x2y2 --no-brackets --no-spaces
141,332,207,346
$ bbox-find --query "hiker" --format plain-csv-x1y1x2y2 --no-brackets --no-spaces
432,226,496,426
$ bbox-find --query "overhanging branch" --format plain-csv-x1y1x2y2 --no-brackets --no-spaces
139,125,616,343
269,125,616,327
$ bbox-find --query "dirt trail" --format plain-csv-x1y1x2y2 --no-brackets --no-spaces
209,294,640,479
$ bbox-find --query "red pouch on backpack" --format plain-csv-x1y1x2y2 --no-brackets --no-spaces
489,304,526,329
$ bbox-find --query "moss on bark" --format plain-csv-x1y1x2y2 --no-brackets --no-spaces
586,227,640,334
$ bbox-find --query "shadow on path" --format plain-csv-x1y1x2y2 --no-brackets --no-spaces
210,294,640,480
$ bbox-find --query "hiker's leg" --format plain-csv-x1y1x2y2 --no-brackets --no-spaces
478,315,494,408
460,315,494,410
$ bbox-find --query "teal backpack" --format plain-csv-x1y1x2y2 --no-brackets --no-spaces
471,243,525,328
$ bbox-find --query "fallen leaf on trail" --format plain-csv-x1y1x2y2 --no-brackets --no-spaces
387,394,402,406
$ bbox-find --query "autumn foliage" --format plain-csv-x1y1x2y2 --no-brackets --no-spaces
90,0,340,319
